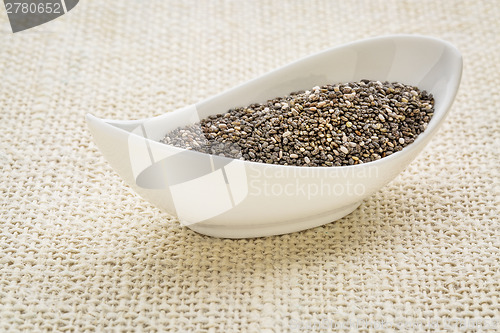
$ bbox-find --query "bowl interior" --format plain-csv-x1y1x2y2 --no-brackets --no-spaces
132,35,461,143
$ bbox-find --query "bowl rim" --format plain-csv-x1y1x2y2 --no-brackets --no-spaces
90,34,463,172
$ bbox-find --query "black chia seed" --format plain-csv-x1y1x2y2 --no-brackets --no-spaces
160,80,435,167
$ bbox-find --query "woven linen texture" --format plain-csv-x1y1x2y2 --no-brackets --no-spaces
0,0,499,332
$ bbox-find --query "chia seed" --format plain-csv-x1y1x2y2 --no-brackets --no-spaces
160,80,435,167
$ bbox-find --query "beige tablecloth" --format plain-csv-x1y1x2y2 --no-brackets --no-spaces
1,1,498,332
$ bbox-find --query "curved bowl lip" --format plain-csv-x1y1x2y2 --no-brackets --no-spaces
89,34,463,172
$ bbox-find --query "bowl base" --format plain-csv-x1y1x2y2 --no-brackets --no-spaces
185,201,362,238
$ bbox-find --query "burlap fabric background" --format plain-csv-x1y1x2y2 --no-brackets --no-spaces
1,1,499,332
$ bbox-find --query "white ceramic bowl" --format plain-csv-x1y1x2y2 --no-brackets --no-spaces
87,35,462,238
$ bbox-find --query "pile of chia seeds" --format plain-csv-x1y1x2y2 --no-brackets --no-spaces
160,80,434,167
